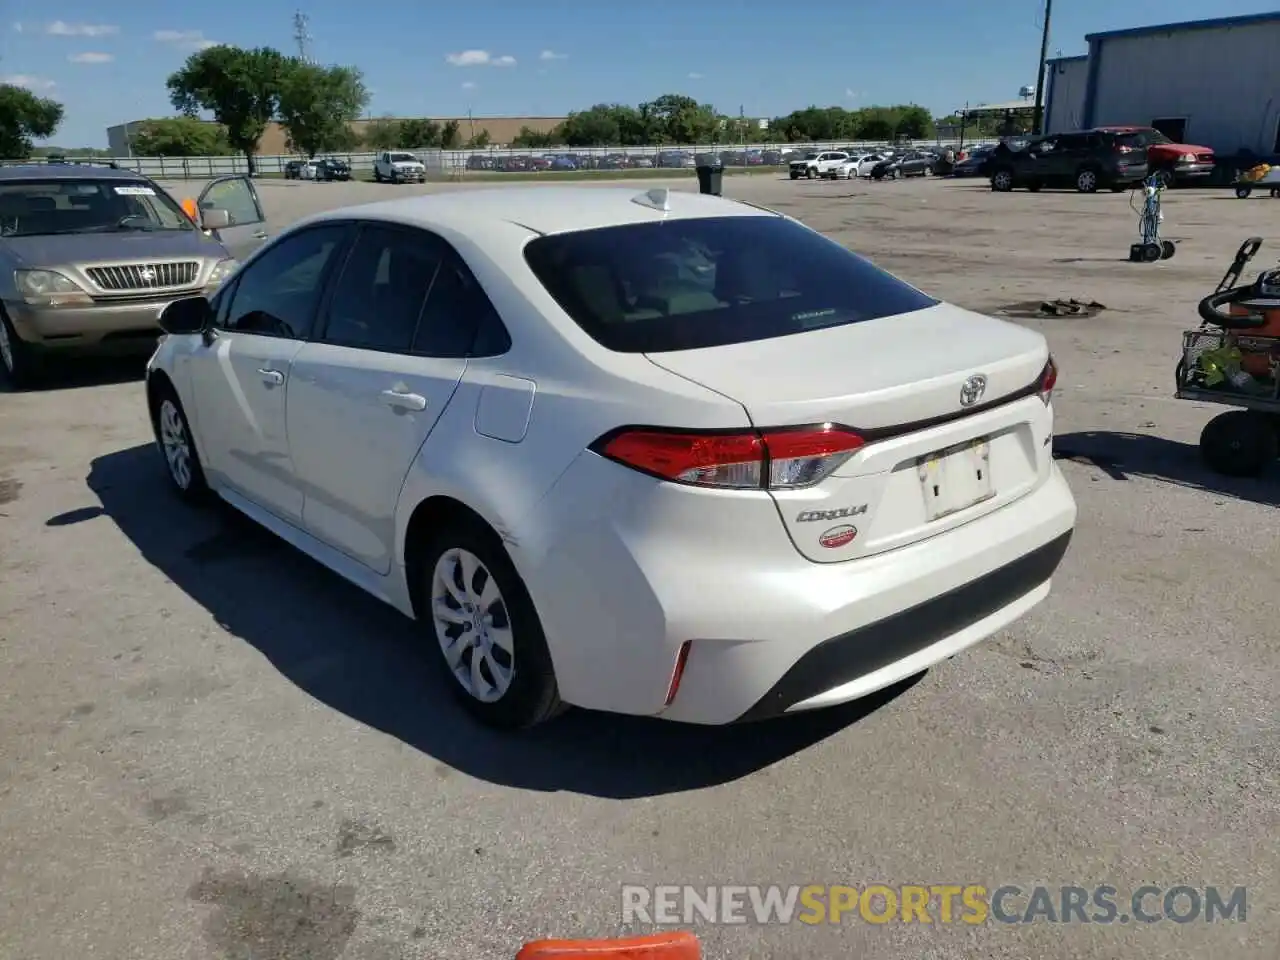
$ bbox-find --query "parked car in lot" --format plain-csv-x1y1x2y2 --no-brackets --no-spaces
951,144,997,177
987,129,1149,193
0,165,268,386
315,157,352,181
284,160,305,180
789,150,849,180
144,185,1076,729
871,151,937,179
466,155,496,171
1094,126,1215,186
373,151,427,184
834,154,885,179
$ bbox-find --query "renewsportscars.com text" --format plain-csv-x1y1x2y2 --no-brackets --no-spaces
622,884,1247,926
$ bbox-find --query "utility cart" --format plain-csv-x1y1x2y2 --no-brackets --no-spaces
1175,237,1280,476
1233,163,1280,199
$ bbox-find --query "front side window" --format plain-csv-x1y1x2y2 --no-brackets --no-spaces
221,224,350,338
524,216,938,354
0,178,193,238
199,178,262,227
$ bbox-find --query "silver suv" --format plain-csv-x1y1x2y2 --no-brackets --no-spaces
0,165,271,386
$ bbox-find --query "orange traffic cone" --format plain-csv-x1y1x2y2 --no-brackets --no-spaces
516,931,700,960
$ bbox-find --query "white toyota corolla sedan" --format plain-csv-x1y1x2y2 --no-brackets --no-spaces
145,186,1077,729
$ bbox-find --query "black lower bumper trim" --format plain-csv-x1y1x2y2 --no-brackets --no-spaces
736,530,1073,722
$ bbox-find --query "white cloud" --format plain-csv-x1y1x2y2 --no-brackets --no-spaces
539,49,567,60
687,72,704,80
461,81,476,90
154,29,219,50
1,74,57,91
69,51,114,63
445,49,516,67
12,22,22,33
45,20,119,36
845,88,861,100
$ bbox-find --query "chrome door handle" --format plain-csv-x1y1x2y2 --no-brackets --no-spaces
252,230,268,239
258,368,284,386
380,389,427,411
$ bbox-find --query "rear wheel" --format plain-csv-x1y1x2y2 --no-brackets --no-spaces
1200,410,1277,477
415,521,564,729
373,169,383,183
1075,167,1100,193
806,167,816,179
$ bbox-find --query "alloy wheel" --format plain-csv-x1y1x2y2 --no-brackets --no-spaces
158,399,193,490
0,319,13,373
431,548,515,703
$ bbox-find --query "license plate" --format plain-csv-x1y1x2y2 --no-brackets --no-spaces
918,438,994,521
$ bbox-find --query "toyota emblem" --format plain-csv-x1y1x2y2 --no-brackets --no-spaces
138,267,156,284
959,374,988,407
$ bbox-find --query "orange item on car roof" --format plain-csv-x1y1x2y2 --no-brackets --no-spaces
516,932,701,960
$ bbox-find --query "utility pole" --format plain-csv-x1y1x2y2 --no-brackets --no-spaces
293,11,313,63
1032,0,1053,135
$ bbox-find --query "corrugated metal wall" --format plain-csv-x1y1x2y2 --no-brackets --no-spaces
1046,59,1088,134
1091,21,1280,154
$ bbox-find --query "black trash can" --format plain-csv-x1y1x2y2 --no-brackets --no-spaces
695,163,723,196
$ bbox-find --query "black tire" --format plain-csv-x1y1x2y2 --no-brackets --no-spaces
1160,240,1176,260
414,520,564,730
1155,168,1176,189
0,307,44,389
1075,167,1100,193
789,171,799,180
1235,185,1252,199
806,167,816,180
148,379,210,502
1142,242,1162,262
990,168,1014,192
1199,410,1278,477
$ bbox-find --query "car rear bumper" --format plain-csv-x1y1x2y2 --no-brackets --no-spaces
4,290,213,351
518,451,1077,725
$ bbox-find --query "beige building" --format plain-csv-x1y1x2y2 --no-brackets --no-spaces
106,116,568,156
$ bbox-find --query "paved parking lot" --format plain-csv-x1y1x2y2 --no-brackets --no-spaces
1,175,1277,960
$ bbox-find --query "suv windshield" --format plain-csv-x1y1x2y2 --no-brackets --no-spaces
523,216,938,353
0,178,193,238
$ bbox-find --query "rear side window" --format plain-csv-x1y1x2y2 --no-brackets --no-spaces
523,216,938,353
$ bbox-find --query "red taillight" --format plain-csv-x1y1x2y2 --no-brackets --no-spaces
1038,356,1058,404
664,641,692,706
1116,144,1133,154
596,424,865,490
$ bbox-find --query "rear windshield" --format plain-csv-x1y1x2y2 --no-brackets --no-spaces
522,216,939,353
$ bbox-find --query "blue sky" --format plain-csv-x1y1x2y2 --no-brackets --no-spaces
3,0,1277,148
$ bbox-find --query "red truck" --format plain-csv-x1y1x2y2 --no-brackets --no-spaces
1095,126,1216,186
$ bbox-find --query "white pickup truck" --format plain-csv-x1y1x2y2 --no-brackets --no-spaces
788,150,850,180
373,151,427,183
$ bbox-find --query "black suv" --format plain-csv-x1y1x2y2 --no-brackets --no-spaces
988,130,1149,193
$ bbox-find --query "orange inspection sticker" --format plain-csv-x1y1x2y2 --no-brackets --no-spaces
181,197,199,221
516,932,700,960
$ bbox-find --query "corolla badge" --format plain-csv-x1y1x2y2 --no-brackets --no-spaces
960,374,988,407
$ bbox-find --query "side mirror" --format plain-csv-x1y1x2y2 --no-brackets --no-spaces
159,296,213,335
201,208,231,230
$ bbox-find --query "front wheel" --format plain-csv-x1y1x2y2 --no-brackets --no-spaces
806,167,816,180
150,384,209,502
990,169,1014,192
923,165,933,177
0,308,45,389
1234,185,1252,198
1075,168,1099,193
416,523,564,729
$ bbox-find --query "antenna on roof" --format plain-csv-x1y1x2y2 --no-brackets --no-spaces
632,187,670,213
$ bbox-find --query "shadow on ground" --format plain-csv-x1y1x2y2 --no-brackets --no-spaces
0,355,147,394
1054,430,1280,506
69,443,918,798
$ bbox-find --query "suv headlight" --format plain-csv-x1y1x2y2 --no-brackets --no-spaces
14,269,91,307
206,258,239,286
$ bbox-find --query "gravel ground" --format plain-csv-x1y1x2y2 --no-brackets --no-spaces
1,174,1277,960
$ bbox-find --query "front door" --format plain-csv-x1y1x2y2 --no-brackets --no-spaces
197,176,270,260
287,223,489,573
185,222,353,524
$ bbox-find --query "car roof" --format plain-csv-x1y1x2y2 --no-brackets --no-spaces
0,163,143,181
311,186,776,236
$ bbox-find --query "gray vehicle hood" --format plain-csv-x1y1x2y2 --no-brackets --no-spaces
3,229,226,267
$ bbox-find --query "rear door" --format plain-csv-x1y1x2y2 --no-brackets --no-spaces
197,175,269,259
286,222,486,573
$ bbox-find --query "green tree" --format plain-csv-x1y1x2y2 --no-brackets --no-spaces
439,119,462,149
639,93,719,144
0,84,64,159
893,104,935,139
167,45,289,168
397,118,441,149
464,130,490,149
130,117,233,156
361,117,402,150
277,59,370,157
559,105,620,146
511,125,561,148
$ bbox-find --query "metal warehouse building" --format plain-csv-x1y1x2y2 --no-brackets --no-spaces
1044,12,1280,157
